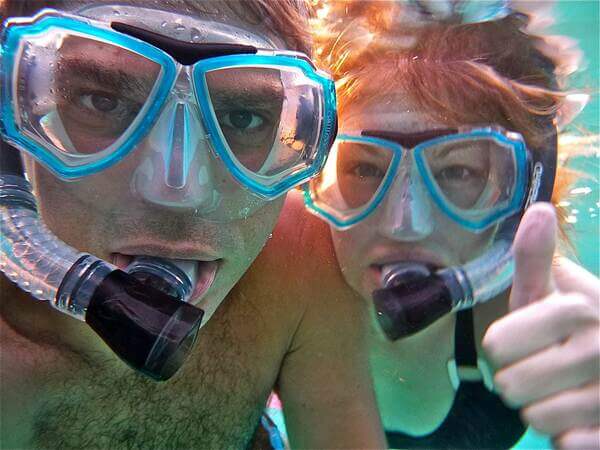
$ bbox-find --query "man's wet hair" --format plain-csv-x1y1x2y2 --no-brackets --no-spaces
1,0,314,55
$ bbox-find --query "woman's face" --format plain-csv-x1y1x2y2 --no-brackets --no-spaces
331,94,497,303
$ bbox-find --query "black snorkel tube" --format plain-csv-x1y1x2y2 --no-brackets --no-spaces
372,128,557,340
0,141,204,380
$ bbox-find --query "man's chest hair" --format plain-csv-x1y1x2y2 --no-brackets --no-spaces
26,302,282,450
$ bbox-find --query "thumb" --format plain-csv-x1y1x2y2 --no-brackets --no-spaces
509,202,557,311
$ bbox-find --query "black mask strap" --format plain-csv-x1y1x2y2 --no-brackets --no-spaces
111,22,257,66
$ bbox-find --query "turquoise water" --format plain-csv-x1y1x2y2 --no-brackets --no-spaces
514,2,598,449
553,0,599,277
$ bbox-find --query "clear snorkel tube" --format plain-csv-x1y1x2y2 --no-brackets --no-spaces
0,144,204,380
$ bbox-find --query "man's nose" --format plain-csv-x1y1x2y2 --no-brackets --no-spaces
132,72,220,211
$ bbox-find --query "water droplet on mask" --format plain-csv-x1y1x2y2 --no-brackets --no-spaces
191,27,203,41
112,9,120,16
268,233,273,239
175,24,186,32
160,21,168,28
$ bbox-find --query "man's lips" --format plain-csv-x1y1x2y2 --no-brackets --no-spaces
111,252,221,305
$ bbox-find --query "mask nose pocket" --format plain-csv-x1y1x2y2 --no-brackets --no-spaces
380,159,434,241
132,96,219,210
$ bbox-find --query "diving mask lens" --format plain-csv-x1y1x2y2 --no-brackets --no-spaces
200,64,327,191
307,137,396,225
417,135,520,225
11,28,163,167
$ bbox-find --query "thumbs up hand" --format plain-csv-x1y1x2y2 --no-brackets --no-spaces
482,203,600,449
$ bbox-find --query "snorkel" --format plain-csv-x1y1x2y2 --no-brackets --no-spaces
0,142,204,380
372,128,557,339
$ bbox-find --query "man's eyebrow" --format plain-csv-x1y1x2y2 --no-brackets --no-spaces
57,58,157,95
210,84,284,109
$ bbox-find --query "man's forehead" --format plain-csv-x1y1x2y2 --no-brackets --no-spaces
52,0,284,49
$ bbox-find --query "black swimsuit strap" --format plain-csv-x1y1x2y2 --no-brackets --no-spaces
455,309,478,367
385,309,527,449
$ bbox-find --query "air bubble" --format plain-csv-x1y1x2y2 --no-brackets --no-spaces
191,27,203,41
570,187,592,195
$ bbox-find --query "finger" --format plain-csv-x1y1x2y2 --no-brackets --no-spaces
484,293,598,368
510,202,557,311
554,428,600,450
521,382,600,436
494,327,600,408
553,257,600,308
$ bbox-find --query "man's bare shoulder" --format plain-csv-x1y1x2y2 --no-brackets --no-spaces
245,192,345,298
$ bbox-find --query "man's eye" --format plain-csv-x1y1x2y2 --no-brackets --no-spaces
80,92,121,113
221,110,265,131
349,162,385,179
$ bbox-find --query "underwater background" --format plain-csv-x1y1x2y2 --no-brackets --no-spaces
515,3,598,448
555,0,599,276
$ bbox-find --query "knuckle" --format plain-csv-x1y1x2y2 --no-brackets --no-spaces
570,334,600,373
482,327,502,361
521,405,550,433
494,371,521,407
558,294,598,326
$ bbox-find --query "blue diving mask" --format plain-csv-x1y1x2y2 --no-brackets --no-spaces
0,6,338,380
304,126,528,231
0,7,337,220
304,125,556,339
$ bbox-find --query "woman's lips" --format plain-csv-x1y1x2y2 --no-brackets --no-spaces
367,257,446,290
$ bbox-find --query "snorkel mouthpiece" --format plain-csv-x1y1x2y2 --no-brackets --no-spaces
57,254,203,380
373,240,514,340
373,263,454,339
68,262,203,381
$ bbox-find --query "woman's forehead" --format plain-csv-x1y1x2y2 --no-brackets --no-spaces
51,0,287,48
341,95,447,134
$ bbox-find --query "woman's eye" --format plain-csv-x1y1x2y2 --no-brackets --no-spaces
436,165,479,182
349,162,385,179
221,110,264,131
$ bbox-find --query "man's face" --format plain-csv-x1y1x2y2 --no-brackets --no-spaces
24,1,292,322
